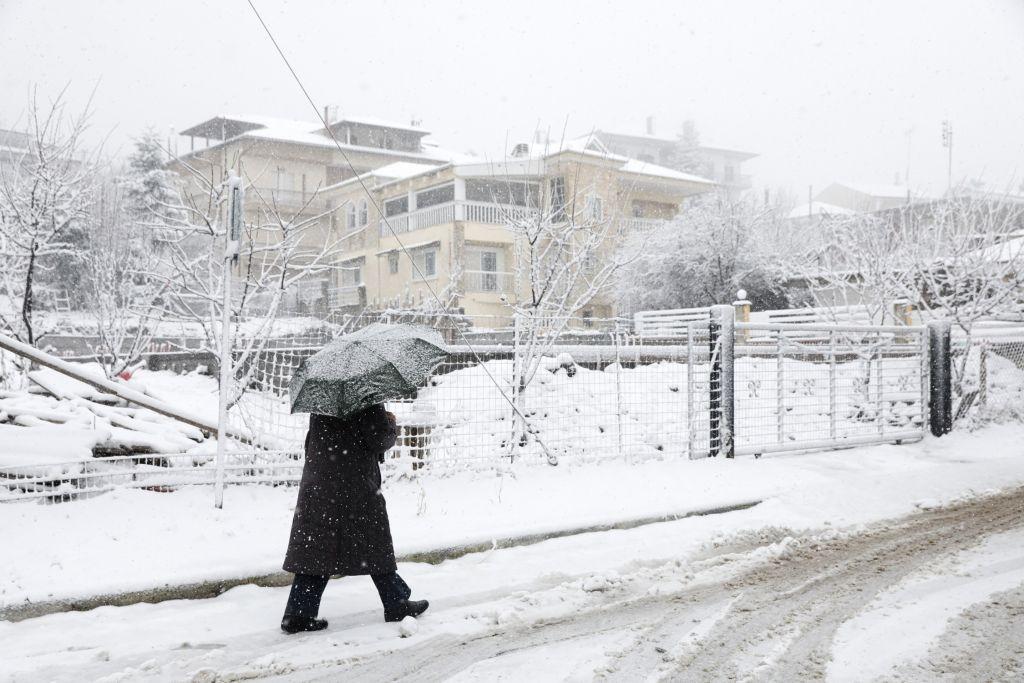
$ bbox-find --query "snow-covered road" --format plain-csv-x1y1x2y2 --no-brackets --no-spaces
4,486,1024,682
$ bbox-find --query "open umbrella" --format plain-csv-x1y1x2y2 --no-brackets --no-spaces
289,323,447,418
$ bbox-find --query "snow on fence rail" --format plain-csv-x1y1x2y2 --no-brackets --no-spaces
0,313,946,504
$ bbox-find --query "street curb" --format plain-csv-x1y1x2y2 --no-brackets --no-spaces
1,499,760,623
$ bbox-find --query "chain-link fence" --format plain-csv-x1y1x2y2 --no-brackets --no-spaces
953,325,1024,426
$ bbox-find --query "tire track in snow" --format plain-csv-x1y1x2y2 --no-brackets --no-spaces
284,488,1024,682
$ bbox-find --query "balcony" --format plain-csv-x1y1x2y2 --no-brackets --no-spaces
464,270,514,293
621,217,669,232
254,187,326,210
377,200,671,238
380,201,540,237
722,174,753,190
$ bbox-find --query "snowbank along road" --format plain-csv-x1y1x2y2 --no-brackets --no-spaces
294,488,1024,682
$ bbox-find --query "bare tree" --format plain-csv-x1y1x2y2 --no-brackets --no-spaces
806,193,1024,324
500,172,637,458
0,88,99,346
151,153,346,410
81,180,169,377
804,191,1024,387
803,211,911,325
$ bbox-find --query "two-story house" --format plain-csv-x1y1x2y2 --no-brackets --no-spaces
168,113,467,306
322,135,716,323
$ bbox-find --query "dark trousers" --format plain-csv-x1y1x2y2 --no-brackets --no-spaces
284,572,412,618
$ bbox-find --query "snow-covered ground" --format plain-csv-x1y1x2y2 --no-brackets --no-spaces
2,426,1024,680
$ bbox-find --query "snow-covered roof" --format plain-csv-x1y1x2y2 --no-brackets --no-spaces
787,201,856,219
323,162,442,193
330,114,427,134
835,182,919,200
693,144,758,161
619,158,716,184
559,134,716,185
967,233,1024,264
179,113,462,163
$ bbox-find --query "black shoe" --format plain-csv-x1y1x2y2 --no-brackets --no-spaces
384,599,429,623
281,615,328,634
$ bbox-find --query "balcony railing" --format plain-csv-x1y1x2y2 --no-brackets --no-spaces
380,201,540,237
255,187,324,210
462,201,537,225
464,270,514,293
621,217,670,232
380,202,455,236
377,200,669,237
327,284,365,308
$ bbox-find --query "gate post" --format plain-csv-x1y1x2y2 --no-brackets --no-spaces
709,305,735,457
927,320,952,437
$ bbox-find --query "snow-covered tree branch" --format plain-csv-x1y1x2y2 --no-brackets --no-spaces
0,88,100,346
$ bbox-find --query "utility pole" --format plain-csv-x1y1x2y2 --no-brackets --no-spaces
215,171,244,509
942,120,953,193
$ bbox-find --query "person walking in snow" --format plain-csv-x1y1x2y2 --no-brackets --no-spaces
280,404,429,634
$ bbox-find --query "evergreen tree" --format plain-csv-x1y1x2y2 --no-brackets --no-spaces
122,129,182,221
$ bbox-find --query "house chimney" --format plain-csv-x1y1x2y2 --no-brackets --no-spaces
646,115,655,136
323,105,330,125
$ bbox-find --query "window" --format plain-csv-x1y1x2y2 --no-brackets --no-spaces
465,179,539,207
340,261,362,286
275,167,294,190
415,183,454,209
358,199,368,226
346,203,357,231
632,201,644,218
549,177,566,220
479,250,498,291
384,195,409,217
413,248,437,279
466,246,502,291
585,194,604,221
387,251,399,274
582,310,594,328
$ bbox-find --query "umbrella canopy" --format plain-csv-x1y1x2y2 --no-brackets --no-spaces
289,323,447,418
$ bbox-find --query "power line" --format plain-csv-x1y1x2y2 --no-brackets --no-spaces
244,0,555,462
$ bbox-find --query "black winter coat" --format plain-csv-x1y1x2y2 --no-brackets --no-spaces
283,404,399,576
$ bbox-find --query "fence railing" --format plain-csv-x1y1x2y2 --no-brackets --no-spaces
464,270,514,293
634,307,710,336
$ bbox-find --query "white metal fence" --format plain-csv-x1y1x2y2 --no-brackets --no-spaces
733,322,928,456
0,312,942,504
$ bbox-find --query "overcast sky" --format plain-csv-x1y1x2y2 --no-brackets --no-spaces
2,0,1022,200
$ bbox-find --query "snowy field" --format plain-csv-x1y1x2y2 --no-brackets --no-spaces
1,425,1024,680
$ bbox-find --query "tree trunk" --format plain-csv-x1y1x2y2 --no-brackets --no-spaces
21,242,37,346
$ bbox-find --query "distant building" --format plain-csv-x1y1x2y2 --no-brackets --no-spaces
0,128,31,166
591,121,756,197
811,182,921,213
